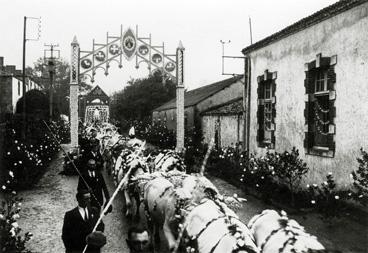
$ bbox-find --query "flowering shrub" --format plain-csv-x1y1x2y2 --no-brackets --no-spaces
3,120,61,190
307,173,350,222
240,152,278,202
271,147,309,206
143,121,175,149
0,173,33,252
350,148,368,206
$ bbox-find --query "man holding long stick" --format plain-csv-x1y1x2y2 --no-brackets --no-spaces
62,189,106,253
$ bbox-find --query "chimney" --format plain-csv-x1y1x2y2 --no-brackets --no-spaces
0,57,3,68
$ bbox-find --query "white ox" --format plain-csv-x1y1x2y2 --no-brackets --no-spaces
144,174,255,253
118,157,149,219
182,198,259,253
248,210,328,253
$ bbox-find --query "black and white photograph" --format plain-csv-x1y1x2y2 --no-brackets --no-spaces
0,0,367,252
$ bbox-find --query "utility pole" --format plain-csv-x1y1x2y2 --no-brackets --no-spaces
44,44,60,120
21,16,41,138
22,16,27,139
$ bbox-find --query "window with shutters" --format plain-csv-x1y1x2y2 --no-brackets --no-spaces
257,70,277,149
304,53,337,157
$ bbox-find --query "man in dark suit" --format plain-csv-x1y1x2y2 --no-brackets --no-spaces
82,143,104,173
62,190,106,253
77,158,111,212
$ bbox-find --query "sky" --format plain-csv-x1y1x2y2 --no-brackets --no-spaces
0,0,337,95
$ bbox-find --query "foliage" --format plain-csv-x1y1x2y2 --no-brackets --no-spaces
241,152,278,202
351,148,368,206
2,119,61,189
26,57,92,117
307,173,350,223
184,122,205,172
0,173,33,252
272,147,309,206
110,71,176,122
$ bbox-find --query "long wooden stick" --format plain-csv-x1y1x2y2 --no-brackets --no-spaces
200,138,215,176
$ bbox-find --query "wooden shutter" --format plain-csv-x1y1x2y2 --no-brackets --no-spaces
257,81,265,145
327,65,336,152
257,104,265,145
304,69,315,150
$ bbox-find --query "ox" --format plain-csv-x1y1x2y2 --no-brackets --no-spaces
144,174,255,253
248,210,337,253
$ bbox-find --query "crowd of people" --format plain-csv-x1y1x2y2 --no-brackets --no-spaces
61,125,151,253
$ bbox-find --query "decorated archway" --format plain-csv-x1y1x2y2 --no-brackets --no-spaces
70,25,185,151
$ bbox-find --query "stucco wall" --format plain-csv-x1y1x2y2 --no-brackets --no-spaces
201,115,217,145
152,106,195,131
201,115,244,148
247,3,368,187
196,80,244,112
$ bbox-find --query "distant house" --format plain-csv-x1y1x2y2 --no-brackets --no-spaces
152,76,244,133
241,0,368,186
79,85,110,124
0,57,42,121
201,97,243,148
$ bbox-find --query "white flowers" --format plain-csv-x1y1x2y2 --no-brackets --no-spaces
311,200,316,204
9,171,14,178
2,185,6,190
12,214,20,220
11,222,18,228
334,195,340,200
9,227,16,237
306,184,310,188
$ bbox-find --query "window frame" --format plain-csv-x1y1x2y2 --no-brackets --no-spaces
257,70,277,149
304,54,337,158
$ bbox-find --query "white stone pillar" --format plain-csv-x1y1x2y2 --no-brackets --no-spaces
176,41,185,151
70,36,79,150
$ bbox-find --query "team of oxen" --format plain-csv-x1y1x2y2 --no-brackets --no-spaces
90,124,335,253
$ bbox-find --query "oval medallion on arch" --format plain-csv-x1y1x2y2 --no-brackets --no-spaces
152,53,162,64
81,58,92,69
165,62,175,72
122,28,137,60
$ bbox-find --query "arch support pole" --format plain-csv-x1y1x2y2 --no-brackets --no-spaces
70,36,80,150
176,41,185,151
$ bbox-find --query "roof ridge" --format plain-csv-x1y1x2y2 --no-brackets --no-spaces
153,76,243,112
242,0,366,54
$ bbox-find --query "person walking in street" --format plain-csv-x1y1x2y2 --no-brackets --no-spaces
126,226,152,253
84,144,104,172
62,189,106,253
77,158,112,213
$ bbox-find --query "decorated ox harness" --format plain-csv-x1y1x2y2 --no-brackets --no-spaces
178,197,257,253
155,151,186,172
253,211,319,253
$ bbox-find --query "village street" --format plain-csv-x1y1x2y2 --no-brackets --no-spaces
16,145,368,253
